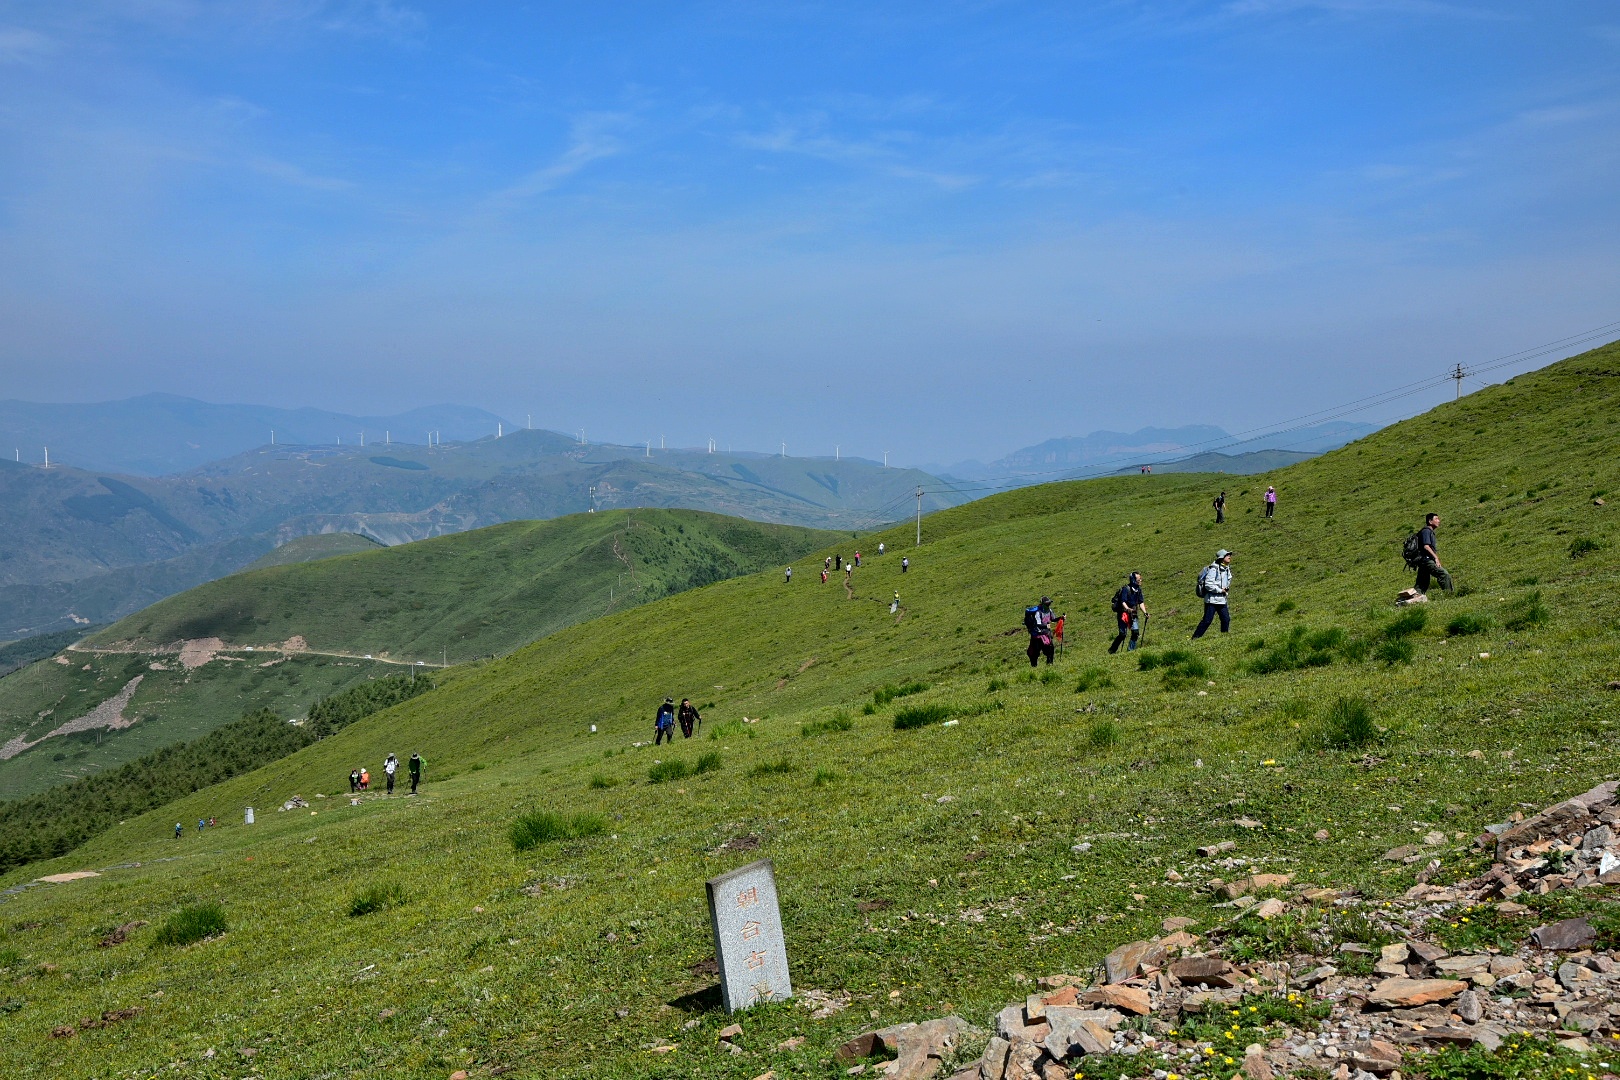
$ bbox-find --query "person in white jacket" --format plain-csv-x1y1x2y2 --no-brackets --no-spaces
1192,550,1234,639
383,752,399,794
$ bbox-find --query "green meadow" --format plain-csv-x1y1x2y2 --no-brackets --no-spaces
0,345,1616,1078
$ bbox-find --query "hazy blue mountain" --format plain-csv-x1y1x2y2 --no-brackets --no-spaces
0,394,511,477
0,432,954,637
1111,449,1316,474
928,421,1379,488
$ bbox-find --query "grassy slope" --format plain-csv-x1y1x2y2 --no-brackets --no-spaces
1,347,1617,1078
0,510,833,798
242,533,383,571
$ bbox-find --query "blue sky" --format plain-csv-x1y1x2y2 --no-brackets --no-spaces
0,1,1616,464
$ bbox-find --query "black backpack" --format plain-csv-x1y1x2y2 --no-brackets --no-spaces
1024,606,1041,633
1402,532,1425,567
1111,587,1127,613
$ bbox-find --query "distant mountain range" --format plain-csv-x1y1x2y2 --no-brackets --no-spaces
927,421,1379,488
0,394,510,476
0,432,955,638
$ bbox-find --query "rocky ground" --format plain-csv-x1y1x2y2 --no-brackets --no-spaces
817,780,1620,1080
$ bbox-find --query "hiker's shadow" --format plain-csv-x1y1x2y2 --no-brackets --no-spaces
667,984,722,1014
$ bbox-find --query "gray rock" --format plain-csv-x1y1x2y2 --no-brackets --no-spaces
1582,825,1613,851
1532,918,1596,951
1455,990,1482,1024
1104,940,1168,984
996,1005,1049,1043
979,1036,1010,1080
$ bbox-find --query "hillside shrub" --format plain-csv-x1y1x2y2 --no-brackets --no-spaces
154,903,227,946
1569,537,1601,559
1384,608,1427,638
1503,590,1549,630
1445,613,1492,636
1089,719,1120,749
307,672,435,738
509,811,607,851
348,882,408,917
1274,600,1296,615
872,681,929,707
693,752,723,775
894,704,952,730
1310,696,1380,751
802,713,854,737
986,677,1007,693
647,760,691,784
748,758,794,777
1374,637,1416,665
1074,667,1113,693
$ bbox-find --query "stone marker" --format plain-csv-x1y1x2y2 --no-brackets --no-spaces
706,858,792,1013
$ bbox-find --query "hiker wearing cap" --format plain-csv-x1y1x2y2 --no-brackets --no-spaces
1264,487,1277,518
1108,572,1148,653
408,752,424,794
1024,596,1057,667
1192,550,1234,638
654,697,676,745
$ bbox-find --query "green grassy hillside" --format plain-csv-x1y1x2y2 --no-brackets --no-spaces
242,532,382,570
0,509,832,798
0,346,1617,1079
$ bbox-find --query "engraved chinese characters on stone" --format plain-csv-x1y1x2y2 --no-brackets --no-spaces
705,858,792,1013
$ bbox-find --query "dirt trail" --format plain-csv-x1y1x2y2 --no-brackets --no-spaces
0,675,144,760
68,641,442,669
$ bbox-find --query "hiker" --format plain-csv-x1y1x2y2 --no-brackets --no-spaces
208,817,216,828
1109,572,1148,653
878,542,885,556
821,567,828,584
175,822,182,840
1213,490,1226,524
198,818,206,833
835,554,842,571
384,752,398,794
854,551,861,567
785,566,792,583
360,767,370,790
679,698,702,738
1192,549,1234,638
824,556,831,571
890,591,900,615
654,697,676,745
349,768,360,793
1025,596,1057,667
408,752,423,793
1411,513,1453,595
1264,486,1277,518
901,557,909,573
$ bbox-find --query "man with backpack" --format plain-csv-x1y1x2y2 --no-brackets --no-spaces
1406,513,1453,595
654,697,676,745
1025,596,1057,667
1192,549,1234,639
1108,572,1148,653
408,752,423,794
678,698,702,738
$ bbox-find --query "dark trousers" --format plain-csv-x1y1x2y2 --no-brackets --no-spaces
1192,602,1230,638
1265,502,1274,518
1108,615,1140,653
1027,635,1054,666
655,726,673,745
1415,559,1453,594
1215,506,1224,523
410,773,419,793
386,772,395,793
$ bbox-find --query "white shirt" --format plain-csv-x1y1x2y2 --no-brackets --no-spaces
384,757,397,775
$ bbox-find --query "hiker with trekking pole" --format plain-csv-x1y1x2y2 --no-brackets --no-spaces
678,698,702,739
654,697,676,745
1024,596,1058,667
1192,549,1234,639
1108,572,1148,653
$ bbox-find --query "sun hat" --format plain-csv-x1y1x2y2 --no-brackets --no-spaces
1215,549,1233,560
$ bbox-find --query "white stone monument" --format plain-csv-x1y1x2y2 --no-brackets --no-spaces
706,858,792,1013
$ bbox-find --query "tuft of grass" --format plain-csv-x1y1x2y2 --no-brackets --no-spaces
693,751,723,775
872,681,929,707
1503,590,1549,630
1310,696,1380,750
588,773,620,789
1274,599,1296,614
1089,718,1120,748
811,767,839,786
1374,636,1416,665
509,810,608,851
1139,648,1211,689
647,760,691,784
1074,667,1114,693
893,703,953,730
348,881,408,917
986,677,1007,693
801,713,854,737
1248,625,1362,674
1445,612,1492,637
154,903,227,947
1568,537,1601,559
1384,608,1427,638
1037,667,1061,685
748,757,794,777
0,948,21,970
707,719,754,741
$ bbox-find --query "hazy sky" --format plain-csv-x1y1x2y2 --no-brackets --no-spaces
1,2,1616,464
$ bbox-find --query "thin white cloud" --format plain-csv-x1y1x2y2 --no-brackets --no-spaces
0,25,52,62
485,115,628,206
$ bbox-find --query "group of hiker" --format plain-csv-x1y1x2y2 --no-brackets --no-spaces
1022,483,1454,663
347,752,424,795
653,696,703,744
795,545,909,586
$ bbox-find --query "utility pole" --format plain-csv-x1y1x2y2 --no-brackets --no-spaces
915,486,923,547
1451,363,1468,400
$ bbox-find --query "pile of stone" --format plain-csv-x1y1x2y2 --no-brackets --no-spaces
1468,780,1620,898
826,781,1620,1080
